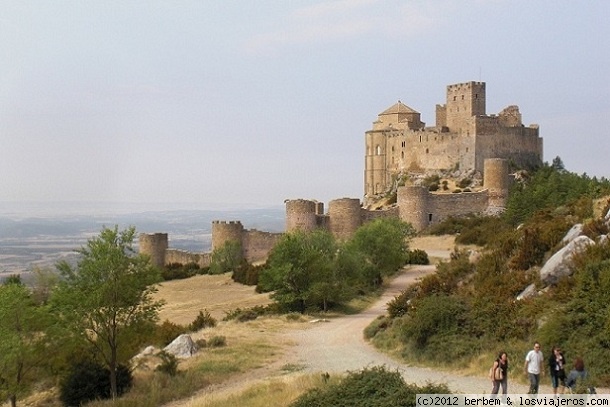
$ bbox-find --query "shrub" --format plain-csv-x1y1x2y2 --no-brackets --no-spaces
207,335,227,347
155,320,189,346
405,249,429,265
223,305,271,322
232,262,264,286
162,262,203,281
364,315,390,339
155,350,180,376
290,365,450,407
387,287,416,318
189,309,217,332
60,361,132,406
401,294,468,347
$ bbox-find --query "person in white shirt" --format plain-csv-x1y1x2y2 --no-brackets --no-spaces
524,341,544,394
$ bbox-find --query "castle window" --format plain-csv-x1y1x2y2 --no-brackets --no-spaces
475,94,478,99
426,148,429,154
419,136,421,143
428,214,433,222
376,145,381,155
461,95,464,100
401,151,404,159
453,96,456,101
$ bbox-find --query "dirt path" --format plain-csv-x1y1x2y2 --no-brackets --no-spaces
282,264,533,394
166,261,558,406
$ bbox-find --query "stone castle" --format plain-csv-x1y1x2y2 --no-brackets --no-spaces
140,81,543,268
365,81,542,199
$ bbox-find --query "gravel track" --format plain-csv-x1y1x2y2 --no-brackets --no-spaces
283,264,535,395
166,264,560,406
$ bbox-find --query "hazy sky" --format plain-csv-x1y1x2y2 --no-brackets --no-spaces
1,1,609,208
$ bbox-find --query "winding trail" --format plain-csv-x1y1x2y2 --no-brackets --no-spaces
167,263,562,406
282,264,533,394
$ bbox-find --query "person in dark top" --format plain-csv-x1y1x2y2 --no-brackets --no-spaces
549,346,566,396
491,351,508,398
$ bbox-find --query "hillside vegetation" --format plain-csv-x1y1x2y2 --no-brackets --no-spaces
367,157,610,386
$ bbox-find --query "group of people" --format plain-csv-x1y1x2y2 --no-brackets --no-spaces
490,341,593,396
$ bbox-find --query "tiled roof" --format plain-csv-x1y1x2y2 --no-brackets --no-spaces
380,101,419,115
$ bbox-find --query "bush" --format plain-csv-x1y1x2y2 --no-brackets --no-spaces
155,350,180,376
364,315,390,339
207,335,227,347
155,320,189,346
401,294,468,347
223,305,271,322
60,361,132,406
189,309,217,331
405,249,429,265
162,262,204,281
290,365,450,407
232,262,264,286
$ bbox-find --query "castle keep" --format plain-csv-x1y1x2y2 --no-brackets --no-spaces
365,81,542,198
140,81,542,267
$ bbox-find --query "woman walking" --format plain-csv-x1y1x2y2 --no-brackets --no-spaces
491,351,509,398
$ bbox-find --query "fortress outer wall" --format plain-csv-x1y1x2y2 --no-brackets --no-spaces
285,199,318,233
165,249,211,269
138,233,168,268
242,230,282,264
328,198,362,241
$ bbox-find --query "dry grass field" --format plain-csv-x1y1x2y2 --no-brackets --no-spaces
153,274,273,325
154,235,458,325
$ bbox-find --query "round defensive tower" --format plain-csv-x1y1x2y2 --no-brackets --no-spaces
211,221,244,252
138,233,168,268
285,199,318,233
328,198,362,241
484,158,509,209
397,186,429,232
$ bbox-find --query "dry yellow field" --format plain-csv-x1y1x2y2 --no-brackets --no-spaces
153,274,273,326
154,235,459,326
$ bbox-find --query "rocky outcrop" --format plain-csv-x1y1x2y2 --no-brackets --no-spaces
561,224,583,245
539,236,595,286
163,334,198,358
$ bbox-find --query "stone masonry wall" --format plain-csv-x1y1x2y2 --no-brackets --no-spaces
242,230,282,264
165,249,211,269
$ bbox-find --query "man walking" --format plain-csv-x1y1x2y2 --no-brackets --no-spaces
524,341,544,394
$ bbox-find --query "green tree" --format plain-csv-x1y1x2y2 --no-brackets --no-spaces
344,218,415,286
258,229,338,312
209,241,242,274
51,226,163,399
0,284,51,407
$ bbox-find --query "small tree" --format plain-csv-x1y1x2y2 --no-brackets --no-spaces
344,218,415,285
258,229,338,312
0,284,51,407
210,241,242,274
51,226,163,399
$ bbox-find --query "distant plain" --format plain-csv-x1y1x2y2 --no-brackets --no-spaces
0,202,285,280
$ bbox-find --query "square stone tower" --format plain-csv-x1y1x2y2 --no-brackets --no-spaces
445,81,486,133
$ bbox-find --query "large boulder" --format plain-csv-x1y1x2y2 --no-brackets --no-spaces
163,334,198,358
561,224,583,245
540,236,594,285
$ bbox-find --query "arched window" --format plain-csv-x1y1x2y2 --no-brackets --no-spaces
376,145,382,155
